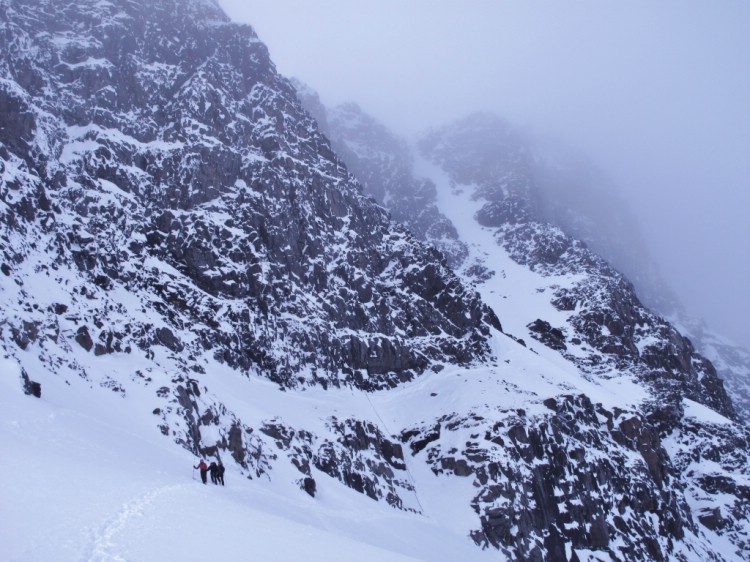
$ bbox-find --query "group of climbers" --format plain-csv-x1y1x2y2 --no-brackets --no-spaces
193,459,225,485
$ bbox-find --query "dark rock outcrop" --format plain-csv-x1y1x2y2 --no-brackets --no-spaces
1,2,748,561
403,395,695,562
20,368,41,397
0,0,498,392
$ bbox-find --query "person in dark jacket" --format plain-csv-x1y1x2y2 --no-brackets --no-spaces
208,461,218,484
194,459,208,484
217,462,225,486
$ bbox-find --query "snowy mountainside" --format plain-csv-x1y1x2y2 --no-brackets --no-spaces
527,140,750,423
418,115,730,410
292,83,470,271
703,338,750,423
418,114,749,425
2,2,750,561
0,0,498,391
413,133,750,559
671,316,750,426
299,98,750,559
0,0,499,555
307,96,750,426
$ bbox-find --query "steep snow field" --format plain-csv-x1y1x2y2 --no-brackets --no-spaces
1,355,500,562
414,155,595,367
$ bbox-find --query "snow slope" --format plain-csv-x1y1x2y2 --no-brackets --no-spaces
2,322,661,562
3,1,749,560
3,291,710,562
1,356,499,562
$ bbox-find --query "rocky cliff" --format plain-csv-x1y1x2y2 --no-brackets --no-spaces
0,0,498,392
297,99,750,559
2,2,749,561
307,97,750,421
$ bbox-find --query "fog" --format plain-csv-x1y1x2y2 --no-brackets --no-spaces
219,0,750,350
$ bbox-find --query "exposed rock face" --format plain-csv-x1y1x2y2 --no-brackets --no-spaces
667,416,750,552
20,368,41,397
292,85,471,271
2,2,750,561
403,395,697,562
0,0,498,392
302,102,750,559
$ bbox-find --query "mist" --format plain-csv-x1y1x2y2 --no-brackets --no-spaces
219,0,750,350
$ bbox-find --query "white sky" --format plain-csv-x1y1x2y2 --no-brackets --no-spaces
219,0,750,350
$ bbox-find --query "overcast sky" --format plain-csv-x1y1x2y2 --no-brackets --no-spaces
219,0,750,350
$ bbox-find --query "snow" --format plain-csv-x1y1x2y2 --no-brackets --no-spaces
413,154,584,351
0,355,497,562
99,178,135,202
142,256,185,279
0,285,651,562
683,398,734,426
60,57,113,70
60,125,185,166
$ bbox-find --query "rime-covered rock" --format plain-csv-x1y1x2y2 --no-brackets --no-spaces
0,0,497,391
292,85,471,271
2,2,749,561
310,102,750,558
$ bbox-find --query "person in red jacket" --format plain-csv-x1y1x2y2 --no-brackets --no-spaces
194,459,208,484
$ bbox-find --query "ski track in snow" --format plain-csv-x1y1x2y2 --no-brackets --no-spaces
85,484,186,562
